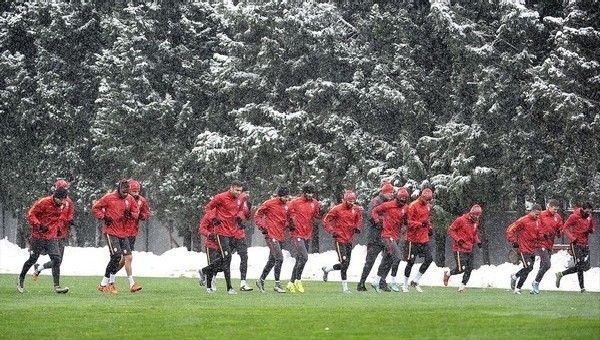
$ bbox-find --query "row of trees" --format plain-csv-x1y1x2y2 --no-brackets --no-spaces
1,2,598,257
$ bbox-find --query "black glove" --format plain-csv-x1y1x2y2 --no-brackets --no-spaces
332,232,339,238
39,225,49,233
457,239,465,247
208,233,217,241
477,242,482,248
103,216,113,225
428,229,433,236
246,201,252,211
354,228,361,234
375,222,383,230
512,242,519,249
421,221,429,227
211,217,221,225
261,228,268,235
124,209,132,219
238,222,246,230
235,216,243,225
572,239,578,245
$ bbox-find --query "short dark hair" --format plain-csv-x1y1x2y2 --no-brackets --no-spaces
582,202,593,210
531,204,542,211
547,199,559,207
231,180,243,188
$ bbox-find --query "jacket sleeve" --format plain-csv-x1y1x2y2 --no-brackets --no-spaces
199,211,214,237
561,214,577,242
254,201,268,230
26,200,42,227
355,207,363,231
323,208,336,234
506,220,519,243
448,218,461,242
139,198,151,221
371,204,384,224
92,197,106,220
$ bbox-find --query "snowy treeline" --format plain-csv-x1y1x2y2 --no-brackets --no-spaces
0,2,598,253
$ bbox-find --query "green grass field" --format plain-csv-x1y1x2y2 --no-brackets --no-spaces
1,274,598,339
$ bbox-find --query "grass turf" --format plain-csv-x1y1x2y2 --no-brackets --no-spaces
1,274,598,339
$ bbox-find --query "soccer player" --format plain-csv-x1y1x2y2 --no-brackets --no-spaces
444,205,482,293
17,187,70,294
198,209,222,293
506,204,541,295
115,179,150,293
286,182,323,293
555,202,595,293
403,188,434,293
93,179,139,294
33,179,74,282
204,180,245,295
370,188,410,293
255,186,292,293
531,199,562,294
232,182,253,291
321,190,363,293
357,182,394,291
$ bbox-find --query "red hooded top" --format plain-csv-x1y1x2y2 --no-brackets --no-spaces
125,194,151,237
205,190,244,238
254,197,291,242
449,213,481,252
56,197,74,240
289,195,323,240
93,191,139,238
537,209,563,250
562,208,595,245
232,193,252,240
199,209,218,250
506,214,539,254
323,203,363,244
371,200,407,241
406,198,432,243
27,196,65,240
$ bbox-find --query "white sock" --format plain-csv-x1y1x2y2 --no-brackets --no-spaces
404,277,409,287
240,280,247,287
109,274,116,283
101,277,109,286
128,276,135,287
373,276,381,285
459,283,465,291
391,276,397,284
325,266,334,272
414,272,423,282
342,281,348,291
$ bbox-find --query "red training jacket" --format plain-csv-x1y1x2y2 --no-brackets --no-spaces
562,208,595,245
205,190,244,238
199,209,218,250
125,195,151,237
92,191,140,238
406,198,432,243
289,196,322,240
323,203,363,244
537,209,563,250
254,197,291,242
232,193,251,240
448,213,480,252
371,200,407,241
56,197,74,239
27,196,65,240
506,214,539,254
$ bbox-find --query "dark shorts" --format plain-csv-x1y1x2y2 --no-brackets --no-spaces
105,234,131,256
30,238,60,257
127,236,137,251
